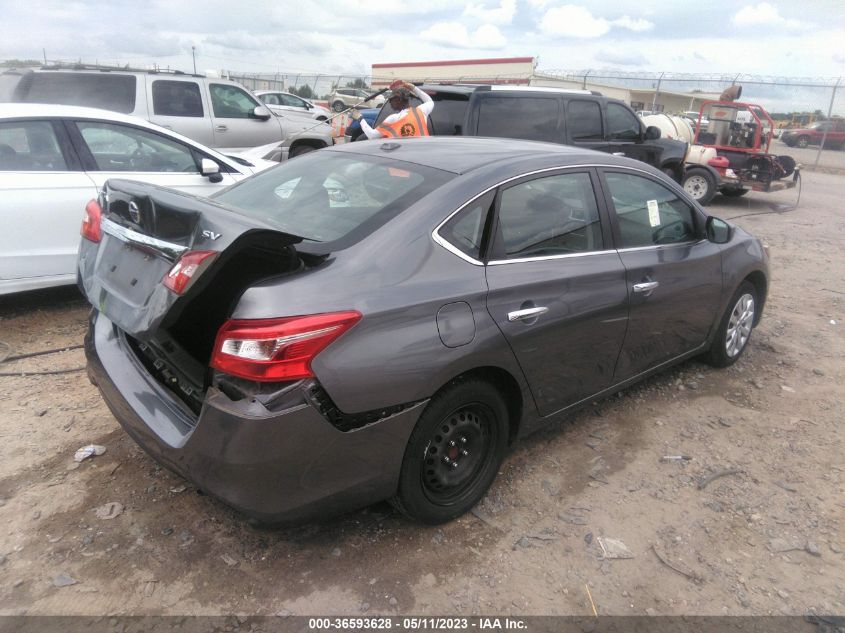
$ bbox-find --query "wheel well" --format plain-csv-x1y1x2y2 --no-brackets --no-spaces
662,160,684,183
743,271,768,324
290,139,327,153
441,366,523,445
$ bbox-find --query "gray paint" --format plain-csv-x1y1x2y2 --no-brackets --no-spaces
437,302,476,348
81,136,769,523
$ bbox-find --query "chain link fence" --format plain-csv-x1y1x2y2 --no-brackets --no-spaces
3,59,842,170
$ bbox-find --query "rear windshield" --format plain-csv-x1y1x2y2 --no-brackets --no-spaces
17,72,136,113
213,152,454,250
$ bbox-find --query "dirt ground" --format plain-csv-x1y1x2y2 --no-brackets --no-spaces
0,170,843,618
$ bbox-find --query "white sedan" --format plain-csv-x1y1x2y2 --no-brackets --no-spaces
254,90,332,121
0,103,277,295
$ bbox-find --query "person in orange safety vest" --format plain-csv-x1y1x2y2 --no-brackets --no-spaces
352,80,433,139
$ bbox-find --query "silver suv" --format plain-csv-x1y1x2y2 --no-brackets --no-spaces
329,87,385,112
0,66,332,159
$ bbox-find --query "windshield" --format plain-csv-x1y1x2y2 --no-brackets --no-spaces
213,152,454,250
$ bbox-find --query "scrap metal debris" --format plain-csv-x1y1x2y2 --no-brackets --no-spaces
698,468,741,490
74,444,106,463
652,544,703,583
597,537,634,559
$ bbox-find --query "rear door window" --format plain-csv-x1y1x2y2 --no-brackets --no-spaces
152,80,204,117
494,172,604,259
603,171,698,247
0,120,67,171
477,96,559,142
567,100,603,141
437,191,495,261
22,73,136,113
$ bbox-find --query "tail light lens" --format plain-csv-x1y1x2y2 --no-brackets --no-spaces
81,199,102,243
211,311,362,382
163,250,218,295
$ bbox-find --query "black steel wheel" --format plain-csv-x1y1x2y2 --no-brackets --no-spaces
391,379,508,524
332,101,345,112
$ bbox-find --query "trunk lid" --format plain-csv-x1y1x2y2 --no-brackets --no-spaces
78,178,302,340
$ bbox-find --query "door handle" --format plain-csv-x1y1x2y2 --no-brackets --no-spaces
633,281,659,293
508,307,549,322
215,125,228,132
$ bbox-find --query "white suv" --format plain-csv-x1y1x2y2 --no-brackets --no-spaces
0,66,333,159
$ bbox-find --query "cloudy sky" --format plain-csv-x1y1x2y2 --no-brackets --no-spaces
1,0,843,79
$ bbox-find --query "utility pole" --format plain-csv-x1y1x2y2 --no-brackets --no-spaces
191,46,196,74
42,49,47,64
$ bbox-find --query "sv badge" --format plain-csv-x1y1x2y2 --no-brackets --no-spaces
202,229,222,241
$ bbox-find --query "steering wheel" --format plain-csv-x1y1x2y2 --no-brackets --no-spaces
653,220,688,244
129,147,148,170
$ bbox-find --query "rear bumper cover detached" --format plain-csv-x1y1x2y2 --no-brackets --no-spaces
85,311,426,523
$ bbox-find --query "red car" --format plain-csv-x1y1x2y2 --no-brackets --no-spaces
781,120,845,149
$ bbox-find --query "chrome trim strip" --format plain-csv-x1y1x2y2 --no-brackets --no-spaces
616,239,707,254
488,249,617,266
101,218,188,262
431,163,660,265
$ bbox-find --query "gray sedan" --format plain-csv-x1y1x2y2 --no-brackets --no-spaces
79,137,768,524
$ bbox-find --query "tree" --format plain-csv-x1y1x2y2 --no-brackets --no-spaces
293,84,314,99
1,59,40,68
345,78,370,90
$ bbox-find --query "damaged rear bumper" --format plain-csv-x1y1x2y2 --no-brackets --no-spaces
85,311,426,523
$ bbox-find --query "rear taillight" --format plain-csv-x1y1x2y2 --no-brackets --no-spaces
210,311,362,382
162,250,218,295
81,199,102,243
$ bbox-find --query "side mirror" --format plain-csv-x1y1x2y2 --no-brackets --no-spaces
644,125,661,140
305,103,313,110
201,158,224,183
252,105,272,120
706,216,732,244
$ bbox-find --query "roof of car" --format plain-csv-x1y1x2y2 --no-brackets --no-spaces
417,83,601,97
328,136,623,174
0,103,241,166
0,102,157,126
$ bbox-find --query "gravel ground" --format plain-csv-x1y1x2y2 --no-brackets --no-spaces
0,171,842,617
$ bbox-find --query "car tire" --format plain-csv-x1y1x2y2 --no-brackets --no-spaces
682,167,717,205
391,379,509,524
796,135,810,148
332,101,345,113
290,145,317,158
705,281,758,368
721,188,749,197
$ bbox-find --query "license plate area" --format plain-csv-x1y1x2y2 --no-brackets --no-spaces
97,235,173,308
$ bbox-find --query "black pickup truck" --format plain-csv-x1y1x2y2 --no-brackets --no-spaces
367,84,687,184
